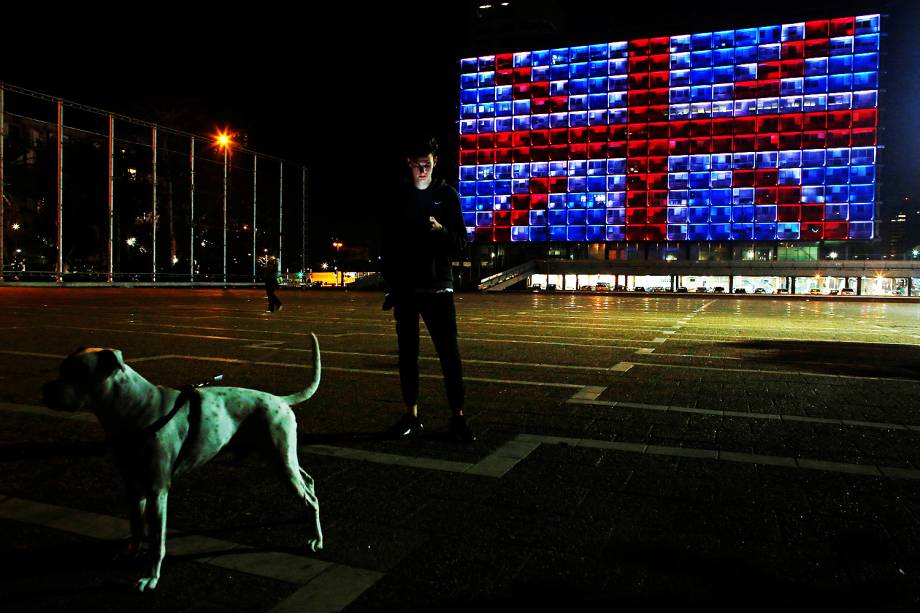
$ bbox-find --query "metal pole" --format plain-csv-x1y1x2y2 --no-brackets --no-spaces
222,146,228,285
278,162,283,275
190,138,195,283
152,126,157,283
56,99,63,282
252,155,257,283
0,86,4,281
302,166,307,281
108,115,114,282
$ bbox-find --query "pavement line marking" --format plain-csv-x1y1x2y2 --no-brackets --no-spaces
0,350,67,359
2,402,917,480
0,496,383,612
619,360,920,383
610,362,635,373
566,398,917,432
634,348,655,355
569,386,607,401
652,338,667,343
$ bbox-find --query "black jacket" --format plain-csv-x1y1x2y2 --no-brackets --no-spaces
381,179,466,293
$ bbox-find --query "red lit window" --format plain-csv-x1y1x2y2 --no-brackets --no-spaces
781,41,805,60
513,67,531,83
690,137,712,154
625,226,645,241
629,38,650,56
568,144,587,158
802,131,826,149
570,128,592,145
780,60,804,78
512,132,531,147
626,207,647,223
478,149,495,164
478,133,495,149
495,211,512,226
710,136,732,153
588,126,608,142
549,128,567,144
648,122,669,138
669,121,690,137
648,139,669,156
830,17,854,37
779,115,803,132
627,192,648,208
460,151,477,165
648,173,668,190
648,71,670,89
495,133,512,148
824,222,848,240
734,116,756,134
647,207,667,224
648,191,668,206
627,174,648,190
758,62,781,80
778,133,802,150
531,130,550,146
460,134,478,150
512,147,531,162
756,116,779,133
756,169,778,186
734,135,755,152
648,106,669,122
851,129,877,146
531,146,550,162
805,39,829,58
628,90,649,106
496,70,514,85
608,142,628,157
801,206,825,220
495,148,512,163
530,194,548,209
757,80,780,98
588,143,608,158
778,187,801,203
513,84,531,99
690,120,712,137
827,111,851,129
475,227,494,243
805,20,829,38
629,106,649,123
512,194,530,210
647,156,668,172
511,211,529,225
494,227,511,242
801,222,824,238
649,37,670,54
803,112,826,131
532,98,551,114
648,88,670,105
610,125,628,141
734,170,755,187
628,140,649,156
549,96,568,112
755,188,777,204
712,118,733,135
756,134,779,151
649,54,670,72
735,80,759,99
629,55,650,72
531,82,550,98
852,109,878,128
669,139,690,154
628,73,650,89
777,205,801,221
645,225,666,241
496,53,513,70
826,130,851,148
549,177,567,192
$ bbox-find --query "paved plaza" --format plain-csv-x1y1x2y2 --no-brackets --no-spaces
1,288,920,611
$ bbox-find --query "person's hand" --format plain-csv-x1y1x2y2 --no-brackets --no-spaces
429,216,444,232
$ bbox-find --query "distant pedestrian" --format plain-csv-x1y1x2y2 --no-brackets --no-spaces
262,256,283,313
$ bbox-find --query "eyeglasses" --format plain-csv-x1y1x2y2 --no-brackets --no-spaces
408,162,432,172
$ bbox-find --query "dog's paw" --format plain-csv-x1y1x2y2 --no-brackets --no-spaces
307,538,323,552
135,576,159,592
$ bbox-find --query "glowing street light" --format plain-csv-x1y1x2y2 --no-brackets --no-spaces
11,223,20,231
214,129,234,285
828,251,838,260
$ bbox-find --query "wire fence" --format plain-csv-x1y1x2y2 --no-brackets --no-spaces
0,83,309,284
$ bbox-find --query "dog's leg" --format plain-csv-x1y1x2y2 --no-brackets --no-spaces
136,489,168,592
272,414,323,551
117,489,147,559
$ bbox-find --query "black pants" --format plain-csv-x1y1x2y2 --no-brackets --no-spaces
265,282,282,311
394,292,464,412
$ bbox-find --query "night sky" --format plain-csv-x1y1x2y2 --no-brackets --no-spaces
3,0,918,261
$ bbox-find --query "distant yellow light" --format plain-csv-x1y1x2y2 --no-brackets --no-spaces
215,131,233,150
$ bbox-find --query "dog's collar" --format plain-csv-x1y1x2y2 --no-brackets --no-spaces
108,385,197,446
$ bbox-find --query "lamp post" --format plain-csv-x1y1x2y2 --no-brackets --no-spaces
332,240,343,286
216,131,233,285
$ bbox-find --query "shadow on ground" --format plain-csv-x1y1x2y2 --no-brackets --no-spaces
729,340,920,380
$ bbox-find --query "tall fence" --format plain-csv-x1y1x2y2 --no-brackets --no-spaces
0,83,309,284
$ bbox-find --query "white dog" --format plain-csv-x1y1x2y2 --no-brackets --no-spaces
42,334,323,591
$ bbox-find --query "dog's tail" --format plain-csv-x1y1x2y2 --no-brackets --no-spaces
282,333,321,406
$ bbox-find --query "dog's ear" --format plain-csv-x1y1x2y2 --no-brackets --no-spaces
96,349,126,378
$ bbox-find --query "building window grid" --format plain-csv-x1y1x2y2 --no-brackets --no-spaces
459,14,879,242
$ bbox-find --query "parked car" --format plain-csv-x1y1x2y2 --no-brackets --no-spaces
829,289,839,296
841,288,856,295
695,287,709,293
775,288,790,294
531,283,542,292
809,288,822,295
633,286,646,292
595,282,611,291
545,284,557,292
614,284,627,291
754,288,767,294
712,286,725,293
676,286,689,293
733,288,747,294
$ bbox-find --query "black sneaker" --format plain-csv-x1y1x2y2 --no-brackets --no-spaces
386,413,423,438
449,414,476,443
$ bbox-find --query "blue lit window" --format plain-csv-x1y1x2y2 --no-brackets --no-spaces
732,189,754,206
711,189,733,205
758,44,781,61
734,64,758,81
712,30,734,48
828,55,853,74
711,206,732,222
804,76,827,94
805,58,828,76
734,46,758,64
778,168,801,185
781,78,804,96
854,34,880,53
756,152,778,168
733,153,755,170
782,23,805,41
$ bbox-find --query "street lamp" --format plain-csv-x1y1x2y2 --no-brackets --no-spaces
828,251,838,260
332,240,343,285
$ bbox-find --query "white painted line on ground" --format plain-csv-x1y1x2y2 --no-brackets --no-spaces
0,497,382,612
569,386,607,401
566,397,917,432
619,360,920,383
610,362,635,373
652,338,667,343
634,348,655,355
662,330,676,335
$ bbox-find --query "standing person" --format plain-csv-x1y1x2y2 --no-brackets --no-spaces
380,136,474,443
263,255,283,313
